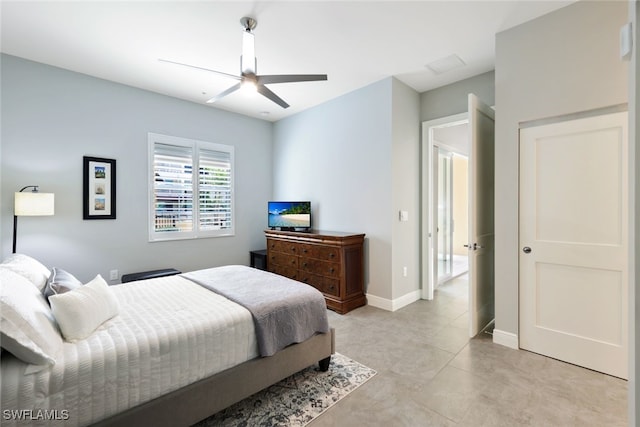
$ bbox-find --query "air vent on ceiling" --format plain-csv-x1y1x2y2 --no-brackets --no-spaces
426,54,466,75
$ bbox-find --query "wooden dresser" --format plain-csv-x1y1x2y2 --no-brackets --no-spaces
265,229,366,314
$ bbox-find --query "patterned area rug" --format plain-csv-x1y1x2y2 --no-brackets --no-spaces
194,353,376,426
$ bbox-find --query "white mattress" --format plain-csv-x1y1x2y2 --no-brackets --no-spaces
1,275,258,427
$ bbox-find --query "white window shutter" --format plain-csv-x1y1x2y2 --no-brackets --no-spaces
149,134,234,241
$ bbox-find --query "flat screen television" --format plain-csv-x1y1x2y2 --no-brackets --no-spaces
268,201,311,231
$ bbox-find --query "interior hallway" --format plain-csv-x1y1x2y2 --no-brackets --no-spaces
316,274,627,426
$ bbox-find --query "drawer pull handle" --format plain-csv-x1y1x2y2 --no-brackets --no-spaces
329,268,335,273
291,247,296,252
329,253,335,258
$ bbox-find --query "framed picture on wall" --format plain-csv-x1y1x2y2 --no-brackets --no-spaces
83,156,116,220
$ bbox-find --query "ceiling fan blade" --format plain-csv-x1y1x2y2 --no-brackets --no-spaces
206,82,242,104
257,74,328,85
241,30,256,75
159,59,241,81
256,84,289,109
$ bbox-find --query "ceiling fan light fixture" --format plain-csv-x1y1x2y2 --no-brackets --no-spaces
241,78,258,92
161,16,326,109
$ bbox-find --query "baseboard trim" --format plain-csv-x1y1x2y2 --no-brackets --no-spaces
493,329,519,349
366,290,421,312
366,294,393,311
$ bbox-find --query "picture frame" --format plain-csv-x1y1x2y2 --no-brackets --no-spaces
83,156,116,220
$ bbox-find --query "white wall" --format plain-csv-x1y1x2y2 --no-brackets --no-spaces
1,54,273,282
494,1,629,338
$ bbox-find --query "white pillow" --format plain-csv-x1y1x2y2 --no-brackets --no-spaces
0,268,63,366
50,274,119,342
1,253,51,292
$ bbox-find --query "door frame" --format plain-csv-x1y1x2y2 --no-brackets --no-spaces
421,112,468,300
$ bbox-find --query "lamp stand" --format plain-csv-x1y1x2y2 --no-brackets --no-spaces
12,184,37,254
12,215,18,253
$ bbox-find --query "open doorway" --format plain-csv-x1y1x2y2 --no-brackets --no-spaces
421,95,495,338
433,145,469,286
423,116,470,297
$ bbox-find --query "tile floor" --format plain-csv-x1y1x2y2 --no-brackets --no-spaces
313,274,628,426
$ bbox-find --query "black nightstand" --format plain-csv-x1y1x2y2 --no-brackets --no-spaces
250,249,267,271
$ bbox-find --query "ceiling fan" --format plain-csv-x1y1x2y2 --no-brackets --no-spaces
160,17,327,109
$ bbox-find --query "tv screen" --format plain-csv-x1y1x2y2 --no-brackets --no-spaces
268,201,311,230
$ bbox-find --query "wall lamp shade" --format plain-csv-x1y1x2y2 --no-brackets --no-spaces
15,192,55,216
13,186,55,253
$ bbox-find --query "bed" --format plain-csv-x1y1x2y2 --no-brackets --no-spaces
0,255,334,427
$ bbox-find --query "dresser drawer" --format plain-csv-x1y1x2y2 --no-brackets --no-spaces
298,272,340,297
299,258,340,278
269,252,299,269
265,229,366,314
300,244,339,261
269,265,298,280
268,239,301,255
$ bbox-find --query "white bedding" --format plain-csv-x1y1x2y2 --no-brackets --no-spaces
1,275,258,427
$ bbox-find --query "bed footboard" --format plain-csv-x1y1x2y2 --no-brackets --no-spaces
92,328,335,427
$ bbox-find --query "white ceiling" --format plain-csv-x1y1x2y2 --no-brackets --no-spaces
0,1,573,122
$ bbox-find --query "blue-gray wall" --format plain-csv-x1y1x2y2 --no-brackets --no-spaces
273,78,394,300
1,53,491,308
273,77,421,304
1,54,273,282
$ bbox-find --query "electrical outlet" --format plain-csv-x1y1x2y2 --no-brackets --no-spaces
403,266,408,277
109,269,118,281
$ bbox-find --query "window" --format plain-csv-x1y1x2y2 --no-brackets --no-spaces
148,133,234,241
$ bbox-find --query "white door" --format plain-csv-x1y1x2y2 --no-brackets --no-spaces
519,111,628,379
468,94,495,337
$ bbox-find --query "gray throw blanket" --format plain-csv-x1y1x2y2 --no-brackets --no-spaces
182,265,329,357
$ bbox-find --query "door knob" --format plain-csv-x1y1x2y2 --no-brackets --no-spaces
464,243,484,250
523,246,532,254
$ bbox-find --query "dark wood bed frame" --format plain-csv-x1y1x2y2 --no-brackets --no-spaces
92,328,335,427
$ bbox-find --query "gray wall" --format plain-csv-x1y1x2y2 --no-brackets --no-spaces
391,78,421,300
630,1,639,424
421,71,494,121
273,78,394,300
1,54,273,282
494,1,629,337
273,77,421,304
